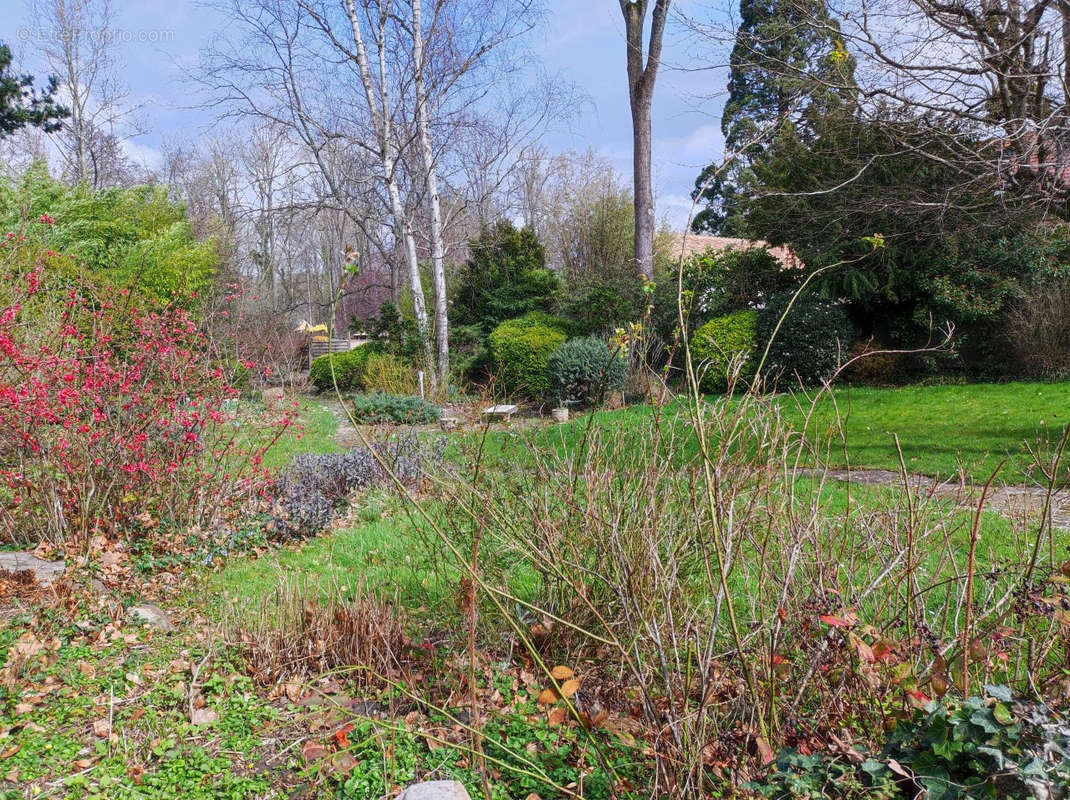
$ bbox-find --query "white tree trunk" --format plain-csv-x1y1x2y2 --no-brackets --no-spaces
411,0,450,386
343,0,434,381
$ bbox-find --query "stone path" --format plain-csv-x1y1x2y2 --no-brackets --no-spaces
0,552,65,586
811,468,1070,530
325,400,364,449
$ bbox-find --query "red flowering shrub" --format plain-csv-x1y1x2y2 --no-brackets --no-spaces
0,231,290,547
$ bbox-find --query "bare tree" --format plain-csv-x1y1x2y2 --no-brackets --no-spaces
620,0,671,280
30,0,143,186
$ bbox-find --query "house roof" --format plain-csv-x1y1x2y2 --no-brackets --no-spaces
670,234,802,270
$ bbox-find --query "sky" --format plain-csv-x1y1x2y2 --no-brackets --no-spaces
6,0,731,229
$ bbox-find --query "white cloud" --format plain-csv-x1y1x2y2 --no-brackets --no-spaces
120,139,163,171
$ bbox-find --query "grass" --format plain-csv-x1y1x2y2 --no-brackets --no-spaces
10,383,1063,799
487,380,1070,484
784,381,1070,483
256,397,340,471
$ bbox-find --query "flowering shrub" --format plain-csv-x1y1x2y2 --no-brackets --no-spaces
0,232,290,547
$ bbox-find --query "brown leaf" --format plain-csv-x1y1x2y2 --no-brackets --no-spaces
550,665,574,681
302,742,328,763
0,745,19,759
92,719,111,738
559,678,581,698
190,707,218,726
755,736,774,765
537,688,559,705
547,707,566,726
330,752,357,774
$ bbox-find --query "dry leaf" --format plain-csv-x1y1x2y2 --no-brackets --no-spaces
559,678,581,698
537,688,559,705
190,707,218,726
755,736,774,765
92,719,111,738
0,745,19,759
550,665,574,681
547,707,566,726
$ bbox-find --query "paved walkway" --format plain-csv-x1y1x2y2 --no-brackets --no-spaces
813,468,1070,530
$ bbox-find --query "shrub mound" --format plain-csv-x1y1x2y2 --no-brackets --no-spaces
362,352,418,395
752,687,1070,798
756,292,853,389
546,336,628,407
308,344,380,393
351,393,441,425
690,310,758,393
270,436,439,538
487,312,570,399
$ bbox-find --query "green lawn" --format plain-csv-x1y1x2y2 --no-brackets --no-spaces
253,397,340,471
783,381,1070,483
494,380,1070,485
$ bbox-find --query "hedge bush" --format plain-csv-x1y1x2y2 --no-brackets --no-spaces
751,687,1070,799
363,352,419,395
308,344,381,393
546,337,628,407
487,312,570,399
350,393,441,425
756,292,853,389
689,310,758,393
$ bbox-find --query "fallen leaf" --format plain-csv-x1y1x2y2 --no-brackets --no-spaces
547,707,566,726
755,736,774,765
92,719,110,738
537,688,559,705
190,707,217,726
0,745,19,759
330,752,357,774
550,665,574,681
302,742,328,762
334,722,354,748
559,678,581,698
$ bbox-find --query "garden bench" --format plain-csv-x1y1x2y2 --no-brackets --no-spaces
482,404,518,421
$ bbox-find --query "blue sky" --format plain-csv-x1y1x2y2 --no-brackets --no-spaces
8,0,730,228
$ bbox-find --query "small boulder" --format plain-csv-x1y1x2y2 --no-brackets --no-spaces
127,603,176,632
0,552,65,587
398,781,472,800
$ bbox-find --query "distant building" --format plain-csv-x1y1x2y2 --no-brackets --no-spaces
670,234,803,271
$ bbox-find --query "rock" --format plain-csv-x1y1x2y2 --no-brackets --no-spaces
399,781,472,800
89,578,109,597
126,603,176,632
0,552,65,587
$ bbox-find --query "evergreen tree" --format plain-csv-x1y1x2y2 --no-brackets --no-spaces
0,43,67,139
452,221,560,336
691,0,852,233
